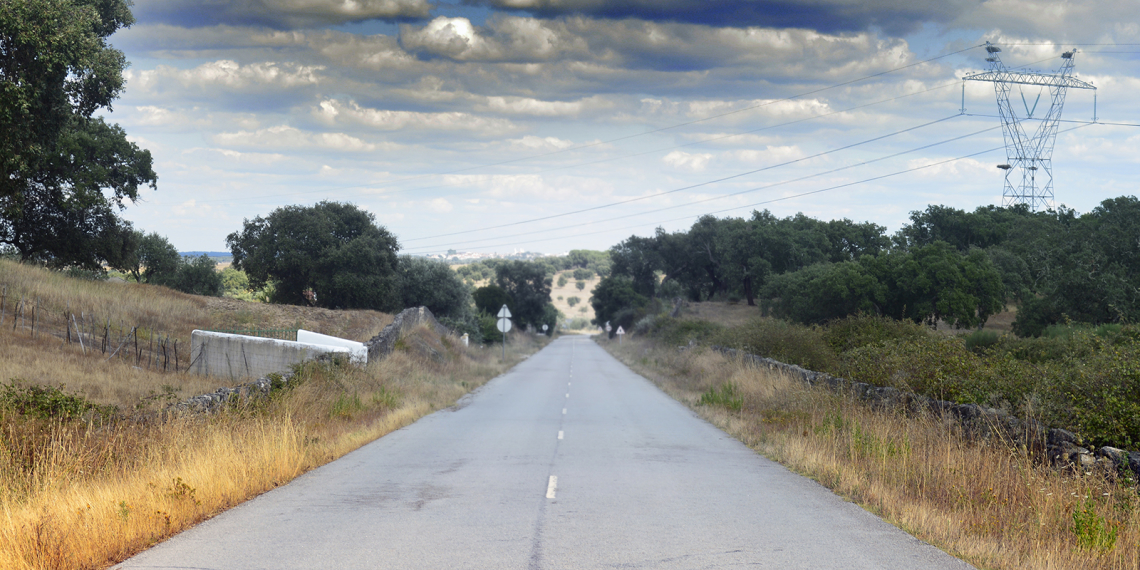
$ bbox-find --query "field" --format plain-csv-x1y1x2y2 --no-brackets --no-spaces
0,260,547,569
550,270,598,325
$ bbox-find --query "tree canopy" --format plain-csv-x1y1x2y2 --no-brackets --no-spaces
0,0,155,269
494,260,553,330
396,255,470,318
227,202,401,310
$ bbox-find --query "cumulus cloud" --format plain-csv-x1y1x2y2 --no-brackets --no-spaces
213,125,384,152
316,99,517,134
663,150,713,172
399,15,589,62
440,173,613,202
131,0,432,29
131,60,323,93
467,0,974,35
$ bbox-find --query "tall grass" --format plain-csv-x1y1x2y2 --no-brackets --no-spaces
606,338,1140,570
0,259,549,569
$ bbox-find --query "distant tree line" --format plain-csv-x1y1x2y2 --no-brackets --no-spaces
593,197,1140,337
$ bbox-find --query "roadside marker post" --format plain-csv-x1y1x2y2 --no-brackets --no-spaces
616,326,625,345
497,305,512,360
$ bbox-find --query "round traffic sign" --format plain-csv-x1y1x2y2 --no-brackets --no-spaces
497,317,512,333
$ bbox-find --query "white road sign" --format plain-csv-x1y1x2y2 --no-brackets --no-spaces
497,305,512,318
616,326,625,335
497,318,512,333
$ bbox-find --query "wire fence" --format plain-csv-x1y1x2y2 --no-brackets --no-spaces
0,286,186,373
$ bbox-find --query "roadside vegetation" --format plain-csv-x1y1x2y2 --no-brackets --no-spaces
643,312,1140,450
0,260,547,569
602,331,1140,570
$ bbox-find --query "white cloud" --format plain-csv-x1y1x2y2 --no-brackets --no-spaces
506,135,576,150
316,99,517,134
663,150,713,172
212,125,382,152
427,198,454,213
724,146,805,164
133,60,323,92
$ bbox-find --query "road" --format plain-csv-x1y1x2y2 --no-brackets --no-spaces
116,335,973,569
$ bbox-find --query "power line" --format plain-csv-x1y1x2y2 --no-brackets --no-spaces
149,45,983,207
408,148,1006,254
409,122,1095,255
403,114,967,244
405,122,999,252
168,81,963,208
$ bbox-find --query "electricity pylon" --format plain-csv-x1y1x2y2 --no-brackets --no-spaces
964,42,1096,210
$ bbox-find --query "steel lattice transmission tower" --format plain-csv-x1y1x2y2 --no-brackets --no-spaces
964,43,1096,210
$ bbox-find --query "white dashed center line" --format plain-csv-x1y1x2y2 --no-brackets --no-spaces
562,408,567,415
546,476,558,499
558,430,563,440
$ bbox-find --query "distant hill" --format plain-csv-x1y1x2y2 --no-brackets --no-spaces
180,251,231,258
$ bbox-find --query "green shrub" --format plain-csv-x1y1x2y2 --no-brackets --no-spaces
0,381,113,420
965,330,1000,354
719,318,838,372
650,316,724,346
820,313,929,353
699,383,742,411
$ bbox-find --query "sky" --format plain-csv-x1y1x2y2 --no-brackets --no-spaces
104,0,1140,256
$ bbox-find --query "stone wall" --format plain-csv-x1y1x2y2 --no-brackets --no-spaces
297,329,367,365
189,330,351,381
364,306,449,361
713,345,1140,480
176,307,449,413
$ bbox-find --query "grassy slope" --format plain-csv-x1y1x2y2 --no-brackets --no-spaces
601,305,1139,570
0,261,547,569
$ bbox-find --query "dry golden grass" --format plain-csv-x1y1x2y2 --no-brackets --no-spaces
550,271,598,323
0,261,395,409
605,338,1140,570
0,326,547,569
0,260,549,569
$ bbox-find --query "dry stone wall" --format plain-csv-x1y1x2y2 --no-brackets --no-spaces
175,306,451,414
713,346,1140,480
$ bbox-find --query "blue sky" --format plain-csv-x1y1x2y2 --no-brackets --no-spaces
104,0,1140,255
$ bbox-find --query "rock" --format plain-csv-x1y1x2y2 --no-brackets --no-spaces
1097,446,1128,466
1048,428,1081,447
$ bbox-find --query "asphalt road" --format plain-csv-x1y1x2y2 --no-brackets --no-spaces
116,335,973,570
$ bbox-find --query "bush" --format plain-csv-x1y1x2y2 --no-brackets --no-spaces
718,318,838,372
650,316,724,346
572,268,594,280
820,313,930,353
557,274,569,287
965,330,1001,354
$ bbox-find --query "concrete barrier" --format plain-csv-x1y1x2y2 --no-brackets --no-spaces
190,330,351,381
297,329,367,365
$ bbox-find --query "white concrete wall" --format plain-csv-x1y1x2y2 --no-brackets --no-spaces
297,329,367,365
190,330,351,380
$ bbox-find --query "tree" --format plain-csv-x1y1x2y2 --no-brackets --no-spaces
590,275,648,333
473,284,513,317
763,261,883,325
1,1,154,268
170,254,223,297
868,242,1005,328
227,202,400,310
494,261,552,330
397,255,470,318
135,232,181,284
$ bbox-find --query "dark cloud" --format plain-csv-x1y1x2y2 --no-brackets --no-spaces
131,0,433,29
464,0,971,35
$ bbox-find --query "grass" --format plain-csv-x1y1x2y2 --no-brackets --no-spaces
603,337,1140,570
0,260,548,569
